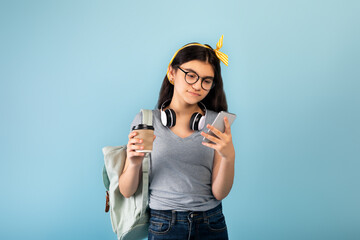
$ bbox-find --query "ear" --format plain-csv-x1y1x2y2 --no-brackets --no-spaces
167,65,176,79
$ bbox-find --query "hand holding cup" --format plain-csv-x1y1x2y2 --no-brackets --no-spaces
127,124,155,166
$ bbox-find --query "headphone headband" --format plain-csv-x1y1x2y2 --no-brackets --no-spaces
161,99,207,115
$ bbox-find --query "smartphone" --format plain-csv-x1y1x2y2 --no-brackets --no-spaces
203,111,237,143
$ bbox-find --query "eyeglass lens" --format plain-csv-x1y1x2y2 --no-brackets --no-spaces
185,72,213,90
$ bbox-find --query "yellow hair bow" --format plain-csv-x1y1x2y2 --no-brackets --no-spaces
167,35,228,84
214,35,228,66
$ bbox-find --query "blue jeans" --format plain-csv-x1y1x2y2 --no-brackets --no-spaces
148,203,228,240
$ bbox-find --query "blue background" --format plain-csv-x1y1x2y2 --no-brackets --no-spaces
1,0,359,239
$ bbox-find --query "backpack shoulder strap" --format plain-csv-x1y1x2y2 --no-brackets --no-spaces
140,109,153,217
140,109,153,126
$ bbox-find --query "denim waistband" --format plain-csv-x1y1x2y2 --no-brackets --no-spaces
149,203,223,222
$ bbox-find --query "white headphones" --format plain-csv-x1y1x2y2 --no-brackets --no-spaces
160,99,207,131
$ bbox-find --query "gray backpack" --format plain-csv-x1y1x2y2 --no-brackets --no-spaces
102,109,152,240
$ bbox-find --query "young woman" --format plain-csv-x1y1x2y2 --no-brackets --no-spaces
119,35,235,240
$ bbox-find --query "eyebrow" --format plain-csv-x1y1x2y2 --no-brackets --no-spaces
183,68,214,79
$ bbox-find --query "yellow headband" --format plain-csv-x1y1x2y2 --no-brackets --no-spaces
166,35,229,84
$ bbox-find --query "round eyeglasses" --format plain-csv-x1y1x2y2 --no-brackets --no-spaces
177,66,215,91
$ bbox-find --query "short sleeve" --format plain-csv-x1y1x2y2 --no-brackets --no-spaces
129,111,142,133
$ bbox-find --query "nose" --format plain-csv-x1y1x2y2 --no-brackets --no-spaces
192,79,202,90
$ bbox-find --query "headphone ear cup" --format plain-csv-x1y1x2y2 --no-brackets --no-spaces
198,115,206,130
161,108,176,128
168,109,176,127
161,110,168,126
190,112,203,131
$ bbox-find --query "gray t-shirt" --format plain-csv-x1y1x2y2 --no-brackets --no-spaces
130,108,221,211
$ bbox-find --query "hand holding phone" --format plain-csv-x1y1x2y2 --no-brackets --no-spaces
202,111,236,143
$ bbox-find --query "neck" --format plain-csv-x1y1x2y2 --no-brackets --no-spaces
167,98,203,117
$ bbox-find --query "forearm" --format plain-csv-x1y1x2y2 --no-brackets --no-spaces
118,158,142,198
212,157,235,201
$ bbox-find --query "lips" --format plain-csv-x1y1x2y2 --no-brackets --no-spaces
188,91,201,96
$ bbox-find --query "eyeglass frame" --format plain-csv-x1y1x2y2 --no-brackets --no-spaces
176,66,215,91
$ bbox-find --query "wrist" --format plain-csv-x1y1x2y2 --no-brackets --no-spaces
222,154,235,163
128,160,143,169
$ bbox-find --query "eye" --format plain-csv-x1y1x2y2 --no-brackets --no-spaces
188,73,197,79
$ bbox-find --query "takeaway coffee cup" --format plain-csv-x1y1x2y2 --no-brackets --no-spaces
132,124,155,153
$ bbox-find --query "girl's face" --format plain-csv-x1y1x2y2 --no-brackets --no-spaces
168,60,215,105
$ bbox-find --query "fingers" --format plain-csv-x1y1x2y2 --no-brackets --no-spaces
224,117,232,134
129,151,145,157
129,138,143,144
130,144,144,151
127,143,145,156
129,132,156,141
201,141,216,149
127,131,156,158
205,124,223,139
201,131,221,144
128,131,142,153
127,140,144,151
128,131,137,139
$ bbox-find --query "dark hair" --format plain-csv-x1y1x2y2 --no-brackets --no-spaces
156,43,228,112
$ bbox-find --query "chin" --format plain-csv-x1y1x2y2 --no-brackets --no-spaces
184,95,206,105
